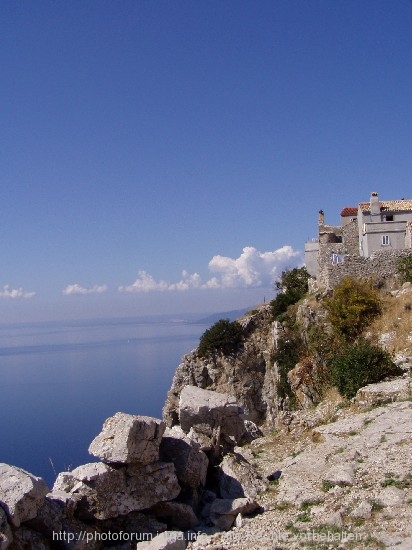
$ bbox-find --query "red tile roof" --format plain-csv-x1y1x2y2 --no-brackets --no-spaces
340,207,358,217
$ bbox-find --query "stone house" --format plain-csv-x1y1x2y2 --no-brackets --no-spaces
305,192,412,288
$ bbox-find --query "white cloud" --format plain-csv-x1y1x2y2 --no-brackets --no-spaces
207,245,302,288
0,285,36,299
118,270,202,293
62,284,108,296
119,245,302,293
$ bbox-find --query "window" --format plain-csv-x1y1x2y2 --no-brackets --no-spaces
382,235,390,246
384,215,394,221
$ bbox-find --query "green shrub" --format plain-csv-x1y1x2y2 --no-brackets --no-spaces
275,266,310,295
397,254,412,284
330,340,401,398
323,277,381,341
270,289,301,319
197,319,244,357
270,267,310,320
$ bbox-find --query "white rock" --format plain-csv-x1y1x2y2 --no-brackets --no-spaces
88,412,165,465
217,453,267,499
159,426,208,489
354,378,411,410
209,497,259,530
53,461,181,520
179,386,245,442
137,530,186,550
324,464,355,487
379,486,406,507
324,510,343,527
0,464,49,528
351,500,373,519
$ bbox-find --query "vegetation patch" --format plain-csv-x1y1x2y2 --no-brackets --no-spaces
330,339,401,399
381,472,412,489
321,480,335,492
397,253,412,284
323,277,382,342
197,318,244,357
270,266,310,321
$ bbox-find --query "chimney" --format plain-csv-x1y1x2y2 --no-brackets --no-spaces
370,192,380,216
318,210,325,225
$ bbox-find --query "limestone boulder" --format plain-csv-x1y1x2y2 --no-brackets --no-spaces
217,452,267,499
324,464,355,487
179,386,245,442
53,461,180,520
88,413,165,465
137,531,186,550
209,497,260,530
159,427,208,489
0,464,49,528
353,377,411,411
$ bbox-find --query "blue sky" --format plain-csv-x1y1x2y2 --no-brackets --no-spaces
1,0,411,322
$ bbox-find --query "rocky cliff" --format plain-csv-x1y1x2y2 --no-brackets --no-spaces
163,305,280,429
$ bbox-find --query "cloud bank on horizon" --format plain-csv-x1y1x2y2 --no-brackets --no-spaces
119,245,302,293
62,284,108,296
1,245,302,300
0,285,36,299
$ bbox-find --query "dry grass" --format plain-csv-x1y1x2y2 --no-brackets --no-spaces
369,290,412,356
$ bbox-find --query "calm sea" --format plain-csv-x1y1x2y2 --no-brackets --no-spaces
0,317,207,487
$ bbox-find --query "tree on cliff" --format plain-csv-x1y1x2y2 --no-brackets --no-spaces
271,266,310,320
275,266,310,295
198,319,244,358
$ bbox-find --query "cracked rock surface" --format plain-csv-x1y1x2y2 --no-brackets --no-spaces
187,398,412,549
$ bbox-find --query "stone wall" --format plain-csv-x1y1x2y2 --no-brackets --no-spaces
341,220,359,255
319,249,412,290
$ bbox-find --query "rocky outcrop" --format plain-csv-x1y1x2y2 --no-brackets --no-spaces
217,452,268,499
163,306,278,428
0,394,264,548
0,464,49,528
53,461,181,520
287,359,322,409
88,412,165,465
209,497,260,530
353,375,412,410
179,386,245,438
159,426,208,489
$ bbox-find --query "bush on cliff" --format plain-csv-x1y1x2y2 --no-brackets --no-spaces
197,319,244,357
323,277,381,342
270,267,310,320
331,339,401,399
275,266,310,296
